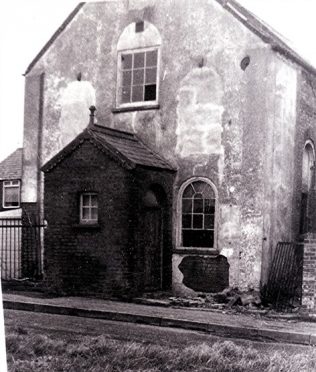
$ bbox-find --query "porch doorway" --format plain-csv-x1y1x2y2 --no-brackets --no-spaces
141,187,167,291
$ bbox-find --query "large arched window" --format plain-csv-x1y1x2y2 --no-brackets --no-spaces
178,178,217,248
116,21,161,109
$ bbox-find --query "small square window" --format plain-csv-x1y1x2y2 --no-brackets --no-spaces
80,193,98,224
3,180,20,208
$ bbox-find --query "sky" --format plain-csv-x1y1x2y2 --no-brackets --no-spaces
1,0,316,161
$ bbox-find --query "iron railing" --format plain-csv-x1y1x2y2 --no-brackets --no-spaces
263,242,303,311
0,218,44,280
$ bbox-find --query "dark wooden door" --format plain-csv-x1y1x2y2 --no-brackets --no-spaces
143,208,163,291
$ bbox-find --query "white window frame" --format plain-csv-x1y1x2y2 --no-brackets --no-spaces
176,177,218,251
2,180,20,209
116,46,160,109
80,193,98,224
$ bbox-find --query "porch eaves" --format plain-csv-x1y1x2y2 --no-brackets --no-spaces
41,124,175,173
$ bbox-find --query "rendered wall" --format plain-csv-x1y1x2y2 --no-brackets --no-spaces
24,0,308,293
260,55,299,285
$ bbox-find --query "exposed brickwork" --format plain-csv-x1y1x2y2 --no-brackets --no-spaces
43,140,175,297
302,237,316,312
179,255,229,293
293,71,316,239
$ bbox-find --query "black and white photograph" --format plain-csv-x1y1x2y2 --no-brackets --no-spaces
1,0,316,370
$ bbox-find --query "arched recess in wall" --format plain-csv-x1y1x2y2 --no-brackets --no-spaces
177,177,218,249
300,140,315,234
116,21,162,108
175,67,224,158
140,184,171,290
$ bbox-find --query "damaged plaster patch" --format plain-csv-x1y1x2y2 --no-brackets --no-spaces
220,248,234,258
59,80,96,149
239,218,263,289
176,68,224,158
128,0,156,10
220,205,241,241
172,254,196,296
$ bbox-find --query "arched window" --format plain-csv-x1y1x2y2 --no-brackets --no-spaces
179,178,217,248
300,140,315,234
116,21,161,108
302,141,315,193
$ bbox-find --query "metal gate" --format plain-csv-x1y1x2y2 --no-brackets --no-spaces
0,218,44,280
263,242,303,311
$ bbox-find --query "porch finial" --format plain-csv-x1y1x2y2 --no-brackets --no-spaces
89,105,96,126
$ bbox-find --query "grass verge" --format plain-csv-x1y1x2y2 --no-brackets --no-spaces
6,326,316,372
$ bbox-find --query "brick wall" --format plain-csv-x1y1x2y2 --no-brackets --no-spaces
44,141,132,296
43,140,175,297
302,237,316,312
178,254,229,293
292,71,316,239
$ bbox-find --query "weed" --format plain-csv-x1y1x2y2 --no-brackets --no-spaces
5,329,316,372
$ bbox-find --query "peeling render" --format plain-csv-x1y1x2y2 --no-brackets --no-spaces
21,0,316,297
176,68,224,158
59,81,96,149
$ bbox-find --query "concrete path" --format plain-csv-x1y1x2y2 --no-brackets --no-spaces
3,292,316,345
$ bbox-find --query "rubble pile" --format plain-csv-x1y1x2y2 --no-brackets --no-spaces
136,288,302,317
169,287,264,311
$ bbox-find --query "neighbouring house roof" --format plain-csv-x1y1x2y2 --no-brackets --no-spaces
25,0,316,77
42,124,175,172
0,148,23,181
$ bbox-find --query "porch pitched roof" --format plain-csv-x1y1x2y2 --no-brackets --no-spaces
41,124,175,172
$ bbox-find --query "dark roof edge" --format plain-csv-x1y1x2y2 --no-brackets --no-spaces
91,123,136,140
41,130,88,172
24,2,86,76
41,129,135,173
272,45,316,77
215,0,316,77
24,0,316,78
133,134,176,171
87,129,135,169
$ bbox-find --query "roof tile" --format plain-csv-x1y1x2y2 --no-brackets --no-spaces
89,125,174,170
0,148,23,180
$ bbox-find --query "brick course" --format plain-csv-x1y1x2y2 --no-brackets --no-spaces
43,140,175,297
